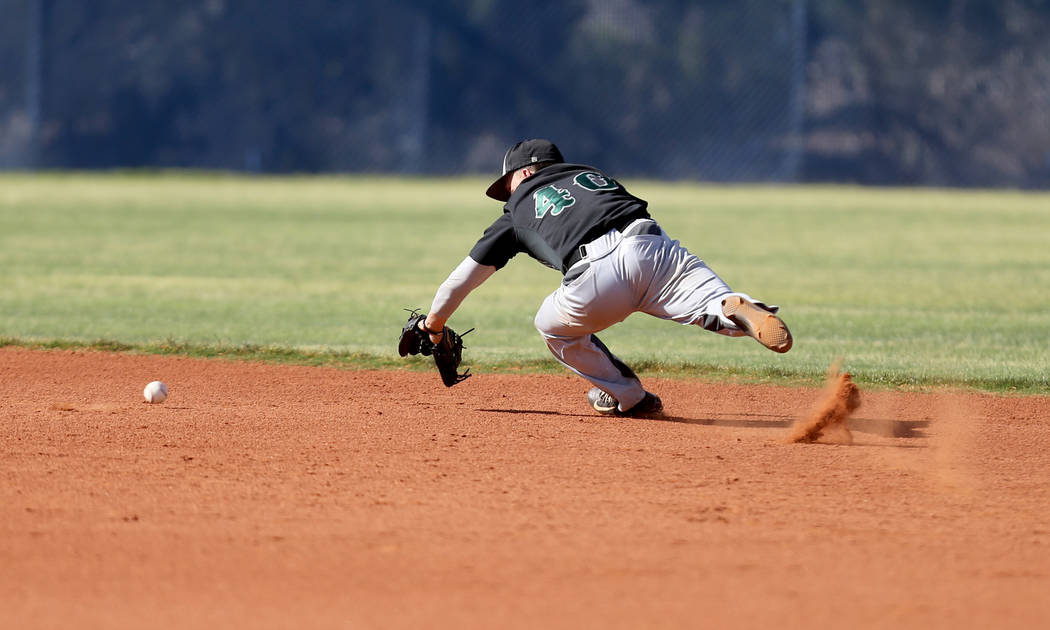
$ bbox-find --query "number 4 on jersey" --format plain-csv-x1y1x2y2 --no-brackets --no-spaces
533,185,576,219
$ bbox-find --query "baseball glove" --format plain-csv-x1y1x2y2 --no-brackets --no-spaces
398,309,473,387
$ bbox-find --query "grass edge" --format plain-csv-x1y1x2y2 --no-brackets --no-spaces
2,336,1046,397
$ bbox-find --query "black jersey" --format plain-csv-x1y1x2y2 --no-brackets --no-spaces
469,163,651,274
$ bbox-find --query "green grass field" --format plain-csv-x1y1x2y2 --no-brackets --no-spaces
2,172,1048,393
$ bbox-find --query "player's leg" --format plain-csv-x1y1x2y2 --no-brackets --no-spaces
534,258,658,414
628,233,792,352
535,297,648,411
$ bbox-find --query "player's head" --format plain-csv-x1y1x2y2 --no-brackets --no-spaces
485,139,564,201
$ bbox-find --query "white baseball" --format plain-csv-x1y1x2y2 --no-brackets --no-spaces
143,380,168,404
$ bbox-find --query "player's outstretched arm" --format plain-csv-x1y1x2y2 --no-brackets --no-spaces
423,256,496,343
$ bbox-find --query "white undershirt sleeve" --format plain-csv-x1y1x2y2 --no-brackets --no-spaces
429,256,497,321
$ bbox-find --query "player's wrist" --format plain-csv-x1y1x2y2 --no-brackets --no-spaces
419,318,445,336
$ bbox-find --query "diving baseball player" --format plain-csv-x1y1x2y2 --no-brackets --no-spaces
416,139,792,417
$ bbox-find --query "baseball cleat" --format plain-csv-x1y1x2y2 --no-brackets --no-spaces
626,392,664,418
721,295,793,353
588,387,619,414
587,387,663,418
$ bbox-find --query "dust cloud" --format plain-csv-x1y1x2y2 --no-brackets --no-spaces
790,362,861,444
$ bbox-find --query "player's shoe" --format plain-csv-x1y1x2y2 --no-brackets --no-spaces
721,295,793,353
587,387,663,418
588,387,620,414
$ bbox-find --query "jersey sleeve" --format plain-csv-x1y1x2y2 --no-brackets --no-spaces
429,256,498,322
468,213,520,270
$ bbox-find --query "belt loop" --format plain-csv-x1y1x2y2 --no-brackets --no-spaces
578,244,587,260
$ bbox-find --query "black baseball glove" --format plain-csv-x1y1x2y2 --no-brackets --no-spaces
398,309,473,387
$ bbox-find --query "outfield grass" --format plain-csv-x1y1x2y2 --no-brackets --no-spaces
2,172,1048,393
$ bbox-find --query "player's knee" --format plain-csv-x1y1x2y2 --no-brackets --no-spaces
534,313,548,336
534,299,558,336
534,308,577,359
534,308,576,340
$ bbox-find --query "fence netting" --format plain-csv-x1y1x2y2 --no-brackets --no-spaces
1,0,1048,187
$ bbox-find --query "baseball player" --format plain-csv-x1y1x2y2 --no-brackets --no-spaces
417,139,792,418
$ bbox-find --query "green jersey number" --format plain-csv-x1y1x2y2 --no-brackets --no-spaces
573,172,619,191
534,185,576,219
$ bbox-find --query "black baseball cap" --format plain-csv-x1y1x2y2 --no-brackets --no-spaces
485,139,565,201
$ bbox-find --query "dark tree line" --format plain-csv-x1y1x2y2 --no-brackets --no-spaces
1,0,1048,187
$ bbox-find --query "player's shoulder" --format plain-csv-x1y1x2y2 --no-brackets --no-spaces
546,162,607,176
533,163,620,188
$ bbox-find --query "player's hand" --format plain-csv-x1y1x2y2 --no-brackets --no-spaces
397,309,473,387
420,315,446,345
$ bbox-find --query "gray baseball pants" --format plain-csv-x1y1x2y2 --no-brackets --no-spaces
533,218,757,411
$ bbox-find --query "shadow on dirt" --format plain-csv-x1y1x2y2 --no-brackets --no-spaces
479,408,929,439
651,415,929,438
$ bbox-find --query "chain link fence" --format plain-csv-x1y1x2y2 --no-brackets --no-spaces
2,0,1048,187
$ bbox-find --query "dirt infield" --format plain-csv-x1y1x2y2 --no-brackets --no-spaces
2,347,1049,629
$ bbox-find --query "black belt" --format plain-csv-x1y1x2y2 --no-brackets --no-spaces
563,218,662,272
